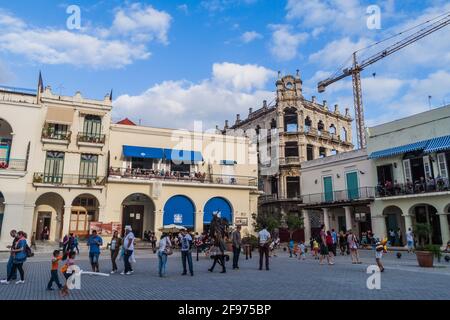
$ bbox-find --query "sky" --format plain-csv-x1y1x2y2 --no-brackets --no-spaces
0,0,449,140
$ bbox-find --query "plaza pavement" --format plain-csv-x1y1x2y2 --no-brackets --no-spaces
0,248,449,300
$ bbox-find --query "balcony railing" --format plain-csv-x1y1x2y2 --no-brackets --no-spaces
33,173,106,186
301,187,375,204
376,179,450,198
41,129,71,142
108,167,257,187
282,156,300,165
77,133,106,144
305,127,318,137
0,158,27,171
258,194,302,204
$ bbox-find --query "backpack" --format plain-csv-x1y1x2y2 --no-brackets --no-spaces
25,244,34,258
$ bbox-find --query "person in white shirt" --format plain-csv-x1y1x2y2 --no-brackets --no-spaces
158,233,172,277
121,226,135,275
406,228,414,253
258,226,271,271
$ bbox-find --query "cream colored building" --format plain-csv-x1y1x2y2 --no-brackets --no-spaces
0,77,258,249
368,105,450,247
300,149,375,240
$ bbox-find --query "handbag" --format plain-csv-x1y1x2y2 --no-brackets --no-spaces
163,238,173,255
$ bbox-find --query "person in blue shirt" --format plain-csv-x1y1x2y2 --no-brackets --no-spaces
288,238,296,258
87,230,103,272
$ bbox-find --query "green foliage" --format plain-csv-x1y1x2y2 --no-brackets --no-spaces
413,223,432,247
422,244,442,259
242,235,258,249
251,212,280,233
285,213,304,238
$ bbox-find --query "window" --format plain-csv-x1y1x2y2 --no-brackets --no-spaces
44,123,69,140
80,154,98,179
171,161,191,175
131,157,154,170
329,124,336,135
330,149,337,155
284,108,298,132
307,144,314,161
377,164,393,184
319,147,326,158
285,141,299,157
317,121,324,135
44,152,65,183
437,153,448,178
270,119,277,129
304,117,312,132
271,177,278,195
286,177,300,198
83,115,102,138
341,127,348,141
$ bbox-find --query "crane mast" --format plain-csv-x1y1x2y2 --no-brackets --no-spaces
318,12,450,149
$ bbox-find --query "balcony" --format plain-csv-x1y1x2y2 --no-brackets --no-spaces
331,134,340,142
305,127,318,137
108,167,257,187
301,187,375,205
77,133,106,147
33,173,106,187
0,158,27,171
281,156,300,165
258,194,302,204
41,128,71,144
318,130,331,140
376,179,450,198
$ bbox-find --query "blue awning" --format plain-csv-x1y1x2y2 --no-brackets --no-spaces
368,140,429,159
424,135,450,153
123,145,164,159
220,160,236,165
163,149,203,163
163,195,195,228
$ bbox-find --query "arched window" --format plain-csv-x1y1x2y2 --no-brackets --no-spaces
341,127,347,142
0,119,13,166
329,124,336,135
304,117,312,132
319,147,326,158
270,119,277,129
317,120,324,136
283,107,298,132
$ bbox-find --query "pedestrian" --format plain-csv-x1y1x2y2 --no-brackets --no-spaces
375,240,387,272
208,240,227,273
4,230,18,282
388,229,396,246
331,229,338,255
319,225,334,265
87,229,103,272
74,235,80,254
1,231,28,284
347,230,361,264
288,238,296,258
62,234,69,256
121,226,135,275
47,250,63,291
258,225,271,271
158,233,172,277
232,225,242,269
339,231,347,255
326,230,335,264
298,241,306,260
60,251,76,297
179,229,194,276
313,238,319,259
406,227,414,253
108,230,122,274
397,228,403,246
151,232,157,253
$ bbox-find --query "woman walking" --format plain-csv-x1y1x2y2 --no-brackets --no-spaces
158,233,172,277
347,230,361,264
1,231,28,284
109,231,122,274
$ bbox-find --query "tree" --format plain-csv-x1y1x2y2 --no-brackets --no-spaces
252,212,280,233
285,213,304,239
413,223,432,247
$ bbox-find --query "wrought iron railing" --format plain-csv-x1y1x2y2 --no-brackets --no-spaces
0,158,27,171
41,128,71,141
77,133,106,144
108,167,257,187
33,173,106,186
301,187,375,204
375,179,450,197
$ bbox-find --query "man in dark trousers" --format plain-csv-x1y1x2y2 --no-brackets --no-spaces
232,225,242,269
258,225,271,271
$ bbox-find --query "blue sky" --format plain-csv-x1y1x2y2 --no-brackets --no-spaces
0,0,449,136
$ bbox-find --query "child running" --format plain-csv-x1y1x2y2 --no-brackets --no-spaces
46,250,63,291
298,241,306,260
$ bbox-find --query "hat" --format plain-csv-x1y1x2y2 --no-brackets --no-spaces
125,225,132,231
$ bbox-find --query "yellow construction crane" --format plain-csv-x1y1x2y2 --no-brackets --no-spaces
318,12,450,149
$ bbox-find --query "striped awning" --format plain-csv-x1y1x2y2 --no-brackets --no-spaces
368,140,429,159
424,135,450,153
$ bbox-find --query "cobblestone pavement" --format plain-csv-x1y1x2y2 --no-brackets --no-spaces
0,249,449,300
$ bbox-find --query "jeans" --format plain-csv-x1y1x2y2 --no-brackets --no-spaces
47,270,62,289
89,252,100,272
111,250,119,271
232,246,241,268
8,263,24,281
158,251,168,276
7,255,17,280
259,245,269,270
181,251,193,274
124,250,133,273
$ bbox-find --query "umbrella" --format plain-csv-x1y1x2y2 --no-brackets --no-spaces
159,224,187,233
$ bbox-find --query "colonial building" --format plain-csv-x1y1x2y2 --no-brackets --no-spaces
226,72,354,220
368,105,450,247
0,76,258,249
300,149,375,240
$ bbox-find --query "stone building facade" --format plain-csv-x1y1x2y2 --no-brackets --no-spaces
224,72,354,221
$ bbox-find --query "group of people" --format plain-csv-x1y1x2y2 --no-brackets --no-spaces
377,175,449,197
109,166,208,183
1,230,30,285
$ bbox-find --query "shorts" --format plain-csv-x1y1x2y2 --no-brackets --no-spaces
89,252,99,264
375,251,383,259
320,244,329,255
407,240,414,248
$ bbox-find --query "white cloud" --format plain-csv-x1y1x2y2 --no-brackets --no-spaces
113,62,275,129
177,4,189,15
240,31,263,43
269,24,308,61
111,3,172,44
0,60,13,83
0,5,172,69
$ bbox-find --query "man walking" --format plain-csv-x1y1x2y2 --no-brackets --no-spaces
406,227,414,253
87,229,103,272
232,225,242,269
122,226,135,275
258,225,271,271
5,230,18,281
179,229,194,276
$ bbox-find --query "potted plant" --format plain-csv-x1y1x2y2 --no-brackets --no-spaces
414,223,437,267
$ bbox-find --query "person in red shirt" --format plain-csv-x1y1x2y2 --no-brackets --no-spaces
47,250,63,290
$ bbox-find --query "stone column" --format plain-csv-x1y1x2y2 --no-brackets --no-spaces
344,206,353,231
438,213,450,248
98,205,106,223
299,143,305,162
403,214,413,235
279,174,286,199
195,211,203,234
302,209,311,241
0,203,25,246
277,111,284,133
323,208,330,231
297,111,303,132
154,209,163,239
62,205,72,237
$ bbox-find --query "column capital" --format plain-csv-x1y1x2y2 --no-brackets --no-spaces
322,207,330,214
